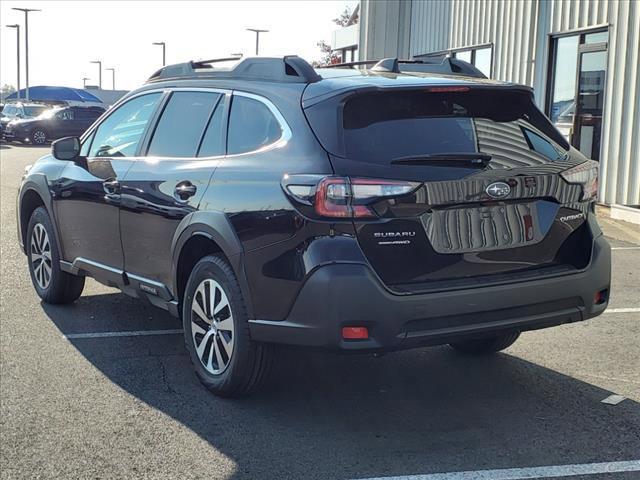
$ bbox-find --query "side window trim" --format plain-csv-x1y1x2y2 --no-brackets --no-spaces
195,92,230,158
195,93,222,154
138,90,172,157
226,91,292,157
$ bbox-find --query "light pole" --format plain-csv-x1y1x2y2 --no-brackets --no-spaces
106,68,115,90
82,77,90,88
12,8,40,101
6,24,20,99
246,28,268,55
152,42,166,66
90,60,102,89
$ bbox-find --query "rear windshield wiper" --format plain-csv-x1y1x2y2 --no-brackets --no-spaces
390,153,492,167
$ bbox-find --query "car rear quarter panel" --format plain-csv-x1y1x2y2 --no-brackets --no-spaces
195,85,338,320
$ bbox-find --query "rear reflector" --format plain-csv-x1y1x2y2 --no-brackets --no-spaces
342,326,369,340
594,289,608,305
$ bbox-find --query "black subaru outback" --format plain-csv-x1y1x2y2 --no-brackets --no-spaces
17,56,610,397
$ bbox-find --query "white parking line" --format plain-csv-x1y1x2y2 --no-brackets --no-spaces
63,329,183,339
611,246,640,250
605,307,640,314
351,459,640,480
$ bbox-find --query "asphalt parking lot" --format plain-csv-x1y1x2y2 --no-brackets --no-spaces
1,143,639,480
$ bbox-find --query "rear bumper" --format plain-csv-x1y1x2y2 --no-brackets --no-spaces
249,234,611,351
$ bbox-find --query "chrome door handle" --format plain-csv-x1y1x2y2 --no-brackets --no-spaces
103,179,120,194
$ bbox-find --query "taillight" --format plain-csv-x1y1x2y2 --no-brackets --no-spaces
315,177,352,217
560,160,599,201
314,177,419,218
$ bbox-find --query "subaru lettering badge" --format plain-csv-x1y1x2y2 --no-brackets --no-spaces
485,181,511,199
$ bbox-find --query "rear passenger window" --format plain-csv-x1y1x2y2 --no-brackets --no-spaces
148,91,221,158
227,96,282,155
198,96,226,157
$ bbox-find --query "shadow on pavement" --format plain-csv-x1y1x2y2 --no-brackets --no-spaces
43,292,640,480
0,142,49,149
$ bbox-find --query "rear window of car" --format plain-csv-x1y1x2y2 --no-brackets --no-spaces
305,88,569,172
23,106,48,117
343,92,478,161
76,108,104,120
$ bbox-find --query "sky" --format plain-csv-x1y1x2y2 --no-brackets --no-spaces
0,0,357,91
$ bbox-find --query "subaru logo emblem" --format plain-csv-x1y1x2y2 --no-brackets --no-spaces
486,181,511,199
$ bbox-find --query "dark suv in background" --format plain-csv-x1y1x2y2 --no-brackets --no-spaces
1,102,50,141
4,105,105,144
16,56,610,397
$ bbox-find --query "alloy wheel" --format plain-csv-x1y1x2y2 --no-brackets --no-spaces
30,223,52,290
32,130,46,144
191,278,235,375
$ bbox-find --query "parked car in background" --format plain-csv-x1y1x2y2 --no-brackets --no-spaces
3,105,105,144
1,103,51,140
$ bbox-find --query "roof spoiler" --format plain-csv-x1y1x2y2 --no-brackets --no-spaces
323,57,487,79
147,55,322,84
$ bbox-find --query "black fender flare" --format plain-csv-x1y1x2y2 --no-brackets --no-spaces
170,211,254,318
17,174,63,259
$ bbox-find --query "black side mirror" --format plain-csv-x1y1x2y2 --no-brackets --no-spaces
52,136,80,161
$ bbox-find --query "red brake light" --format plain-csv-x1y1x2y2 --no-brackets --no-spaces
428,86,470,93
314,177,419,219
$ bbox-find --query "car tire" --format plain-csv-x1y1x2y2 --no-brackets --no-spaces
182,254,275,398
449,332,520,355
29,129,48,145
27,207,85,304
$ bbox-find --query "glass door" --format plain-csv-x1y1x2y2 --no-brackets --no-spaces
573,46,607,161
546,29,608,161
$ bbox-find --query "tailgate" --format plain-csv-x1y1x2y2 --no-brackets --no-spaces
304,86,596,290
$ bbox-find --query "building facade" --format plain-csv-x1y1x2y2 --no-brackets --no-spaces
359,0,639,207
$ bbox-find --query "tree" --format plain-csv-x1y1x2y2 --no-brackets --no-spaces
333,6,358,27
312,40,342,67
1,84,16,101
313,5,358,67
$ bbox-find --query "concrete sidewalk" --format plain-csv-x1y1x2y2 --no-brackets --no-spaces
597,207,640,245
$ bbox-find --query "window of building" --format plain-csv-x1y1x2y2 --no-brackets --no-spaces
453,46,492,77
148,91,221,158
455,50,472,63
89,93,161,158
227,96,283,155
473,48,492,78
546,29,608,161
418,45,493,77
